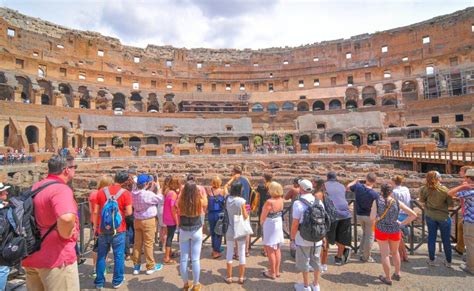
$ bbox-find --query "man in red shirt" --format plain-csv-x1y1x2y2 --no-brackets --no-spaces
93,171,132,289
22,155,79,291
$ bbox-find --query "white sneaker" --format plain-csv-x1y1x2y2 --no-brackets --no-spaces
321,264,328,273
294,283,311,291
312,284,321,291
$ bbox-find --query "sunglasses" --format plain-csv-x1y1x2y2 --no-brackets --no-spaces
67,165,78,170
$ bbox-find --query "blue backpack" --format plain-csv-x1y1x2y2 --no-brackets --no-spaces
100,187,126,235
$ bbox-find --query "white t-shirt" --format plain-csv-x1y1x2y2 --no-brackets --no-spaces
292,193,323,247
392,186,411,215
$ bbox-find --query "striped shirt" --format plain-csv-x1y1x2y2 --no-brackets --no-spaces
457,189,474,224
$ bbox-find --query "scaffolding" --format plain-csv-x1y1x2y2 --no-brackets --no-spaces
424,67,474,99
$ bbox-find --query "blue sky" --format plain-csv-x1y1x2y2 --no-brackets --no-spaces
1,0,472,49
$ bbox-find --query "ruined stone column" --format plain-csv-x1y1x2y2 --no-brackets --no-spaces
33,88,43,105
14,87,23,103
53,91,63,107
73,92,81,108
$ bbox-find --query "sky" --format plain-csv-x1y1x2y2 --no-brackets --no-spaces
1,0,472,49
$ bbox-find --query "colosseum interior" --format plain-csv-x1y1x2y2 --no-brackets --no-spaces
0,7,473,194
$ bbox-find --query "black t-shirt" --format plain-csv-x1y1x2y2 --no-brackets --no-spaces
257,183,270,214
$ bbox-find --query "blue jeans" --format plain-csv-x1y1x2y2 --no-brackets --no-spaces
208,211,223,253
0,265,10,291
95,232,126,287
125,221,134,256
426,216,452,263
179,227,203,285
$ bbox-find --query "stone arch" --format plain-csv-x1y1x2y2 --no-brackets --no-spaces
130,92,142,102
16,75,32,103
129,136,141,148
367,132,380,145
382,98,397,106
299,134,311,150
253,135,263,146
284,134,294,146
329,99,342,110
402,80,418,101
431,129,446,146
3,124,9,145
362,86,377,100
38,80,52,105
346,100,358,110
59,83,73,107
78,86,91,109
147,93,159,112
25,125,39,144
238,136,250,149
363,98,376,106
383,83,396,94
147,104,159,113
209,137,221,148
163,101,177,113
112,93,126,110
251,103,264,112
345,87,359,100
282,101,294,111
348,133,361,147
270,134,280,146
331,134,344,144
268,103,279,114
454,128,470,138
312,101,325,111
146,136,159,144
407,128,421,139
0,84,13,101
297,101,309,112
0,72,6,83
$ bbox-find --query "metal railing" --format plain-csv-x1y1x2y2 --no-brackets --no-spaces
382,150,473,163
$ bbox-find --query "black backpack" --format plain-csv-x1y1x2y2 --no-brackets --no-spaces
0,181,60,266
322,193,338,224
214,196,229,236
298,197,330,242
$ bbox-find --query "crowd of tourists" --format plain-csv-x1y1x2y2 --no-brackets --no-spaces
0,156,473,291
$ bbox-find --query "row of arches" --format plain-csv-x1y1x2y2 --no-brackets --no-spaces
251,98,384,112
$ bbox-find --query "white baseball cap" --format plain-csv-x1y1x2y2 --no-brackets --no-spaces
0,183,11,192
298,179,313,192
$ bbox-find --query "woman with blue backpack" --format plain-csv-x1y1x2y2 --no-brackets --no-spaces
207,176,227,259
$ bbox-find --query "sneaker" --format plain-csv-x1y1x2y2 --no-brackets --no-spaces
460,264,474,275
391,273,401,281
312,284,320,291
334,256,343,266
294,283,311,291
146,263,163,275
343,247,351,263
321,264,328,273
133,264,141,275
96,286,104,290
113,280,124,289
89,272,97,279
427,260,439,267
444,260,452,268
361,256,375,263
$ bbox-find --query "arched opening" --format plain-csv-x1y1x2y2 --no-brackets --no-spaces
147,105,159,113
16,76,32,103
146,136,159,144
0,72,6,83
362,86,377,100
238,136,250,150
41,94,50,105
194,103,205,112
194,136,205,149
112,93,126,110
284,134,294,146
348,133,361,147
382,98,397,106
363,98,376,106
402,81,418,101
268,103,279,114
80,99,90,109
129,136,141,149
98,125,107,131
332,134,343,145
329,99,342,110
299,135,311,150
367,133,380,145
59,83,73,107
270,134,280,146
253,135,263,146
179,136,190,144
163,101,177,113
345,87,359,100
297,101,309,112
431,130,446,147
345,100,358,110
79,86,91,109
210,137,221,148
3,125,9,145
130,92,142,102
454,128,470,138
223,103,233,112
112,136,124,148
282,102,294,111
383,83,396,94
251,103,264,112
37,80,52,104
209,103,219,112
407,129,421,139
312,101,325,111
25,125,39,144
148,93,159,113
72,136,76,148
0,85,13,101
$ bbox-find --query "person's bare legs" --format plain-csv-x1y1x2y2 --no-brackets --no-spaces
398,239,408,261
378,240,391,281
302,271,310,288
389,240,401,276
321,240,328,265
336,242,345,258
265,246,275,277
312,270,320,287
275,245,281,277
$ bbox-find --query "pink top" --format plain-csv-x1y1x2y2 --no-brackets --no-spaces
22,175,79,269
163,190,177,226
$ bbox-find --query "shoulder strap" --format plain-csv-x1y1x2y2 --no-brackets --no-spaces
30,181,62,198
298,197,313,208
104,187,112,201
40,222,58,243
114,188,126,200
377,199,394,222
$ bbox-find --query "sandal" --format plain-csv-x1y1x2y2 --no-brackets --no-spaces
246,252,250,257
391,273,401,281
378,275,392,286
238,277,246,284
233,254,239,260
163,259,177,265
212,252,222,259
262,271,275,280
225,277,233,284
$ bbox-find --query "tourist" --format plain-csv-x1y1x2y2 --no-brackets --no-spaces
162,176,181,264
93,171,133,289
157,176,171,250
224,182,249,284
22,155,80,291
186,174,208,230
207,176,227,259
448,168,474,274
370,183,417,285
0,182,11,291
346,172,378,262
131,174,163,275
0,264,8,291
312,178,330,271
256,172,273,217
260,181,285,279
324,172,352,267
177,182,206,290
419,171,453,267
284,177,301,201
453,166,473,256
391,175,412,262
88,175,114,278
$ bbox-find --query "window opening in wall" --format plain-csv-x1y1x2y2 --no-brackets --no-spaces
365,72,371,81
456,114,464,122
384,70,391,79
166,60,173,67
116,76,122,85
16,59,24,69
404,66,412,76
7,28,15,37
196,84,202,92
97,75,104,82
197,62,202,69
313,57,319,62
426,65,434,75
331,77,336,86
151,71,156,76
269,73,273,78
402,56,409,62
314,79,320,87
78,60,84,65
431,116,439,123
225,84,231,91
225,63,230,67
78,72,86,80
381,46,388,53
299,96,306,100
38,65,46,78
268,83,273,92
449,57,458,66
449,73,462,96
98,50,104,57
317,123,326,129
212,83,216,92
240,83,245,91
226,125,233,131
56,44,64,49
167,83,173,89
98,125,107,131
253,63,259,67
298,80,304,88
151,80,157,88
33,51,39,57
182,82,187,90
133,82,139,90
60,67,67,76
364,63,369,68
354,42,361,50
347,76,353,86
422,36,430,44
117,67,122,72
283,60,289,65
134,56,140,63
346,52,352,59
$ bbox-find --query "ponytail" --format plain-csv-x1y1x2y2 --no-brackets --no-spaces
380,183,393,205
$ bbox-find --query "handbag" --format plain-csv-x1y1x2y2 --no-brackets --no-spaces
233,214,253,240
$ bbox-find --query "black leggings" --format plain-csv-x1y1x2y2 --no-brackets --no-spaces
166,225,177,247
